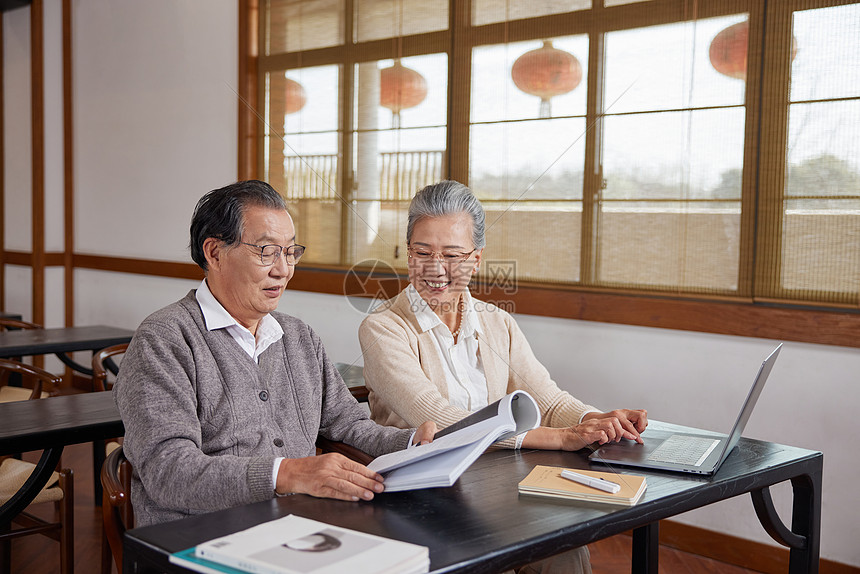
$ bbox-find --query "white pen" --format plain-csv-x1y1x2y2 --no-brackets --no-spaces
560,469,621,494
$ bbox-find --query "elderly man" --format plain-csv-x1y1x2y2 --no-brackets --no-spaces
114,180,435,526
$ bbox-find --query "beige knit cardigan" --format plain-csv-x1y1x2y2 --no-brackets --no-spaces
358,289,596,448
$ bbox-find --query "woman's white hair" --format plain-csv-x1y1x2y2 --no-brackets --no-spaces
406,180,486,249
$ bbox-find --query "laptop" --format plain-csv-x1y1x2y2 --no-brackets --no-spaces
588,343,782,475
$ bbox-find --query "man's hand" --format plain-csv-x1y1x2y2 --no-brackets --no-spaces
276,454,384,501
412,420,437,446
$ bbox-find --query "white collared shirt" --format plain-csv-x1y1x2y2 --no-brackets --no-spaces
406,285,599,448
406,284,489,413
195,279,284,362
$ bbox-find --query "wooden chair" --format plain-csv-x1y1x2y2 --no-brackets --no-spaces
0,317,40,332
92,343,128,393
315,437,374,466
319,364,374,464
93,344,128,574
0,318,80,387
0,359,74,574
0,356,57,402
100,446,133,574
0,319,59,401
334,362,369,403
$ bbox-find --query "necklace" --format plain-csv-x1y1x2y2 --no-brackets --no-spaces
450,307,464,339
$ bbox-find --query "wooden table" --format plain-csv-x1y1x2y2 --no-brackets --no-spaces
123,423,822,574
0,325,134,377
0,392,124,525
0,325,134,502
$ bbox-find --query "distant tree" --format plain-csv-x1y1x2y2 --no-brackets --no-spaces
472,172,583,202
470,153,860,209
709,168,743,200
786,154,860,198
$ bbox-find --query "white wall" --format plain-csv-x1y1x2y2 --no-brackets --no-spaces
2,1,858,568
3,6,33,255
72,0,238,262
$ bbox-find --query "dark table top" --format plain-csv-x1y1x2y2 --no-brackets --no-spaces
0,312,23,320
125,424,821,574
0,325,134,358
0,391,124,455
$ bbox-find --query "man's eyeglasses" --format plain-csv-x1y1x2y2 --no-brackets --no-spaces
407,245,476,264
241,242,306,266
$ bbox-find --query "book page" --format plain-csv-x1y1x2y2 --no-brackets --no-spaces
366,391,541,491
368,416,503,474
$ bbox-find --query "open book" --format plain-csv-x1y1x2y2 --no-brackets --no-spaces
170,514,428,574
367,390,541,492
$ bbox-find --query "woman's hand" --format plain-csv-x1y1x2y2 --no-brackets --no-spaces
412,420,438,446
582,409,648,443
522,408,648,451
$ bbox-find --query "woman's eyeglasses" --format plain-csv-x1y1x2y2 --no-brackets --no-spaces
407,245,475,264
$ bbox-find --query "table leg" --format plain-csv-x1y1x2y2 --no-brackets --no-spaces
750,459,822,574
93,439,106,505
631,522,659,574
788,471,821,574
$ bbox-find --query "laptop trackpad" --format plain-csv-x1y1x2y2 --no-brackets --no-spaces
588,429,676,464
589,428,725,469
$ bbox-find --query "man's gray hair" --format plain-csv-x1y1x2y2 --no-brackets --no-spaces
407,180,486,249
189,180,288,272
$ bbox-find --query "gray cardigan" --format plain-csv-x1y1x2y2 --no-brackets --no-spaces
114,291,412,526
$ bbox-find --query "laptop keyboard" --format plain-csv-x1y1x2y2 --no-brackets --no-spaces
647,434,721,467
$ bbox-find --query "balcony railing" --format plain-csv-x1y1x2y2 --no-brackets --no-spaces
283,154,339,201
283,151,444,201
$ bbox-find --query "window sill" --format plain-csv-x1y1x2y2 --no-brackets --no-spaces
56,254,860,349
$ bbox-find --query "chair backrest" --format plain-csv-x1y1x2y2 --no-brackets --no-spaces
334,362,369,403
0,461,75,574
0,318,82,390
0,358,62,400
315,437,374,466
0,319,42,391
101,445,134,572
0,317,42,331
92,343,129,393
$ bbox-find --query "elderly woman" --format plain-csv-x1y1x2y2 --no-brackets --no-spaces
359,180,649,574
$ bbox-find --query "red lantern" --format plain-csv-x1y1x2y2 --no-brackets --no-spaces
380,61,428,127
511,40,582,118
285,78,306,114
710,20,798,80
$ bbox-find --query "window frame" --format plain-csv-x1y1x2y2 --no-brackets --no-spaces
240,0,860,349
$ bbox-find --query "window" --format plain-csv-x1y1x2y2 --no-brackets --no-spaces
260,0,448,270
776,2,860,304
350,54,448,266
599,16,747,294
265,66,342,264
470,36,588,284
252,0,860,345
